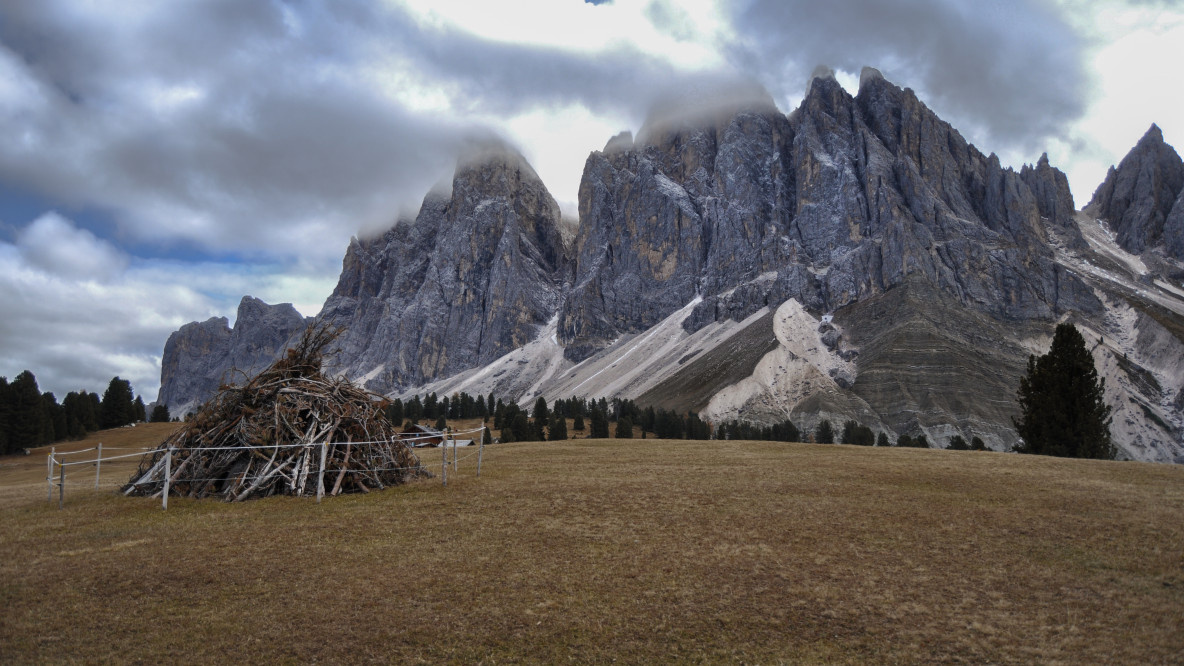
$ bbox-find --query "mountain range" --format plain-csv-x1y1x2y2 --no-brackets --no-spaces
156,67,1184,463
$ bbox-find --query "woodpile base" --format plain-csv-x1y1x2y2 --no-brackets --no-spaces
124,325,428,501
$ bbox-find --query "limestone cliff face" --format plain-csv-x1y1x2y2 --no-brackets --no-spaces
561,68,1100,360
156,316,230,415
154,70,1184,461
319,148,567,394
155,296,308,415
1088,124,1184,259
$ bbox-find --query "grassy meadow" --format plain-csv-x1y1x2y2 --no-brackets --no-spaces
1,423,1182,663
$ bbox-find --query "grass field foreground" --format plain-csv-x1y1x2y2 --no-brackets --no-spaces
1,425,1183,663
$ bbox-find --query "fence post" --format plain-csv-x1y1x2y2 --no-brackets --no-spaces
316,442,328,503
450,427,457,474
477,428,485,477
47,447,55,503
441,437,448,487
58,454,65,510
95,442,102,490
162,447,171,511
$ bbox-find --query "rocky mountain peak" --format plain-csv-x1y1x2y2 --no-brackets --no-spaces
1021,151,1081,241
1088,123,1184,257
155,296,308,416
318,143,566,394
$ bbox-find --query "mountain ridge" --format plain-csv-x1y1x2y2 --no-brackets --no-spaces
155,70,1184,462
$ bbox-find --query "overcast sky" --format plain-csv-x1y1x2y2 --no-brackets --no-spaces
1,0,1181,402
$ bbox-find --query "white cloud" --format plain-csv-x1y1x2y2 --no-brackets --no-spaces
16,212,129,281
0,213,332,401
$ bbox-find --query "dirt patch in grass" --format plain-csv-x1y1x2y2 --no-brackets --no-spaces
2,429,1182,663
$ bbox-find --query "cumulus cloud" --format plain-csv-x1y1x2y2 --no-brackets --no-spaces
0,1,473,262
16,212,129,281
0,212,331,400
723,0,1088,153
0,0,730,264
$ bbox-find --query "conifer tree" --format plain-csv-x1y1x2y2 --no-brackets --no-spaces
532,397,549,425
548,413,568,441
815,420,834,444
511,411,533,442
0,376,12,453
150,403,171,423
589,406,610,438
42,392,66,443
573,413,585,432
615,416,633,439
9,371,45,451
100,377,136,429
1014,323,1114,459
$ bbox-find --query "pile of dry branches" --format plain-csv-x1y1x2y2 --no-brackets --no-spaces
124,324,428,501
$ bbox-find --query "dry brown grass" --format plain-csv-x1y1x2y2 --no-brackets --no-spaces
2,426,1182,664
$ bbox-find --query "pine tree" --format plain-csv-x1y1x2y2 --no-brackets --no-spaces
815,420,834,444
876,432,889,447
947,435,970,451
0,376,12,453
42,392,66,443
150,404,171,423
841,420,857,444
589,406,610,438
548,413,568,441
532,397,549,425
573,413,585,431
9,371,45,451
511,412,533,442
100,377,136,429
1014,323,1114,459
615,416,633,439
971,436,987,451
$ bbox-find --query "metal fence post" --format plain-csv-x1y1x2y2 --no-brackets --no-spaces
47,447,55,503
94,442,102,490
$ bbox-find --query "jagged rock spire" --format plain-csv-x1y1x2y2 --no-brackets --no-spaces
1089,123,1184,256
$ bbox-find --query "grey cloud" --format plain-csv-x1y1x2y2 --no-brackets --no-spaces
0,0,722,263
0,0,1109,268
16,212,128,281
725,0,1088,154
0,1,474,260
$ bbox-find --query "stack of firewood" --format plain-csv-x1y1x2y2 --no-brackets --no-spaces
124,325,428,501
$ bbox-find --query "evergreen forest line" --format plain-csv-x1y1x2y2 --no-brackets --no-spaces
0,371,166,455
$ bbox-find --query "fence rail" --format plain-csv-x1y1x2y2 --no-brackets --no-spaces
45,426,492,510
